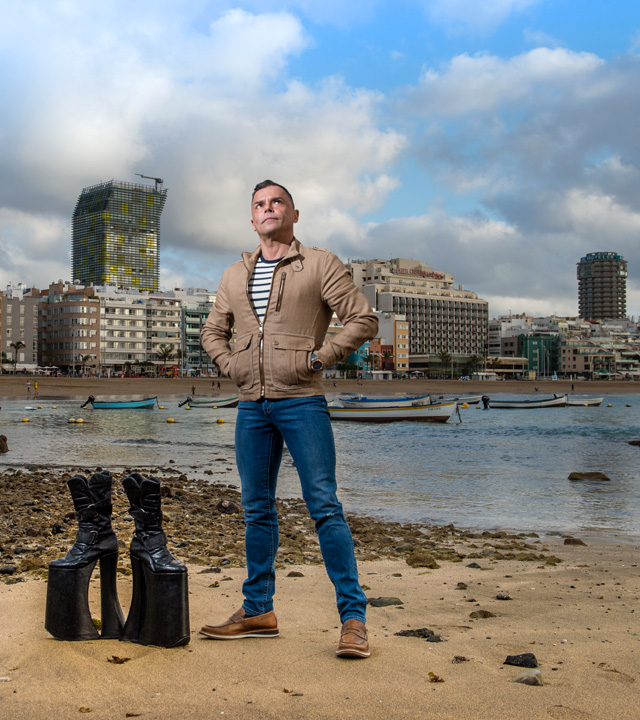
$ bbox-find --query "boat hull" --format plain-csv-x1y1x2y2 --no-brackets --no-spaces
183,396,239,408
489,394,568,409
566,396,604,407
338,394,431,409
435,394,483,405
328,401,456,422
89,397,158,409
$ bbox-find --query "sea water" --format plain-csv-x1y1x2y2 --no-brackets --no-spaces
1,394,639,538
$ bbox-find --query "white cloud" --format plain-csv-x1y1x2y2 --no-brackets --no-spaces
0,2,405,289
423,0,542,33
0,209,70,289
414,48,603,116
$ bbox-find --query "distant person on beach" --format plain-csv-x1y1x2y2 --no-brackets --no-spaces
200,180,378,658
26,381,31,395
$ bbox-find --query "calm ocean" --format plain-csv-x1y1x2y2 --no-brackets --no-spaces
1,393,639,539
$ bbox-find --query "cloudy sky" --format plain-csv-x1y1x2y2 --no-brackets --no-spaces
1,0,639,319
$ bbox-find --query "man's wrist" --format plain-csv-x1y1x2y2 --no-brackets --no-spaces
310,353,324,372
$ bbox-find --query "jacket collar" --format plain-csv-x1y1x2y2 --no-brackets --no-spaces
242,237,302,272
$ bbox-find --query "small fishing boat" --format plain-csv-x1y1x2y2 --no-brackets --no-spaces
338,394,431,409
81,395,158,409
566,396,604,407
489,394,568,409
179,395,239,409
328,400,457,423
434,394,483,406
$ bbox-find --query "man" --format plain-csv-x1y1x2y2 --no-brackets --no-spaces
199,180,378,658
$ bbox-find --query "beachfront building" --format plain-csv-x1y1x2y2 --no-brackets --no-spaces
94,287,182,375
348,258,488,376
577,252,627,320
488,315,533,356
156,288,215,376
517,334,559,377
38,282,101,374
1,283,41,372
71,179,167,292
376,312,410,374
559,338,617,378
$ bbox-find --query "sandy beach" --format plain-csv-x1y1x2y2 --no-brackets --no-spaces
1,467,639,719
1,374,639,400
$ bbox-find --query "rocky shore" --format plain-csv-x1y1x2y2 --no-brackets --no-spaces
0,466,566,583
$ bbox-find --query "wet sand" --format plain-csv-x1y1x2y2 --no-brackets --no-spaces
1,467,639,719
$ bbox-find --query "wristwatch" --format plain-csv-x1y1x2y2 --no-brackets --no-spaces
310,353,324,372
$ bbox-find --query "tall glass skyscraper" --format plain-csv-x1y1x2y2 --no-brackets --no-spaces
577,251,627,320
72,180,167,291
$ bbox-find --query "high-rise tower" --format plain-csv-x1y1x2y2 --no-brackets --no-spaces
72,179,167,291
577,252,627,320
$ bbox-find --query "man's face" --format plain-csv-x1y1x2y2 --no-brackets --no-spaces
250,185,299,240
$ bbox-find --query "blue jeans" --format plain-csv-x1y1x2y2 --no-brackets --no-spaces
235,395,367,624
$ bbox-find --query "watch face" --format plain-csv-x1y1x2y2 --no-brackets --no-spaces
312,360,323,371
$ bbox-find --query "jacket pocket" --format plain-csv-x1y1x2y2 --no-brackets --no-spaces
268,333,315,390
228,334,255,390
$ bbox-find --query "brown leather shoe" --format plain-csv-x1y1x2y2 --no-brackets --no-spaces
199,608,279,639
336,619,370,658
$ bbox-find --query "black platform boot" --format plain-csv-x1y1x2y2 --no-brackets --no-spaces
45,471,125,641
120,473,190,647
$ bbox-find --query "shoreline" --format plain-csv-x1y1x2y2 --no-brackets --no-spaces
1,466,638,718
2,374,639,400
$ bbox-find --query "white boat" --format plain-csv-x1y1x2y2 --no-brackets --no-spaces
338,394,431,409
566,396,604,407
489,394,568,409
328,400,457,423
434,394,483,406
179,395,239,408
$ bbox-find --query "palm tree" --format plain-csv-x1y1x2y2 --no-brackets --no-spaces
80,354,91,375
467,354,481,375
9,340,25,374
156,345,175,375
363,353,375,375
436,350,452,379
174,348,184,377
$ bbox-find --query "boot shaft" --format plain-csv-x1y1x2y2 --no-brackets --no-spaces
67,471,115,535
121,473,185,573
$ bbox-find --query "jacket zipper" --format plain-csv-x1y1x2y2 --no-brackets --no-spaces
246,258,288,398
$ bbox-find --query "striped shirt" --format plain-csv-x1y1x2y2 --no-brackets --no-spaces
248,255,283,325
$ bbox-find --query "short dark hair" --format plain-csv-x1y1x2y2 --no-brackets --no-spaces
252,180,295,208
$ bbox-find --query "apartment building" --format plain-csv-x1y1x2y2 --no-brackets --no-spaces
38,282,101,373
1,283,41,371
559,338,616,378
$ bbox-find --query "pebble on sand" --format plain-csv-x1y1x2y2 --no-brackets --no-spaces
504,653,538,668
511,669,543,686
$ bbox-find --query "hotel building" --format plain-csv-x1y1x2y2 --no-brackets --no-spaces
347,258,488,373
577,252,627,320
72,179,167,292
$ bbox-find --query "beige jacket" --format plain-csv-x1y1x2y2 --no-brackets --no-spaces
200,239,378,400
